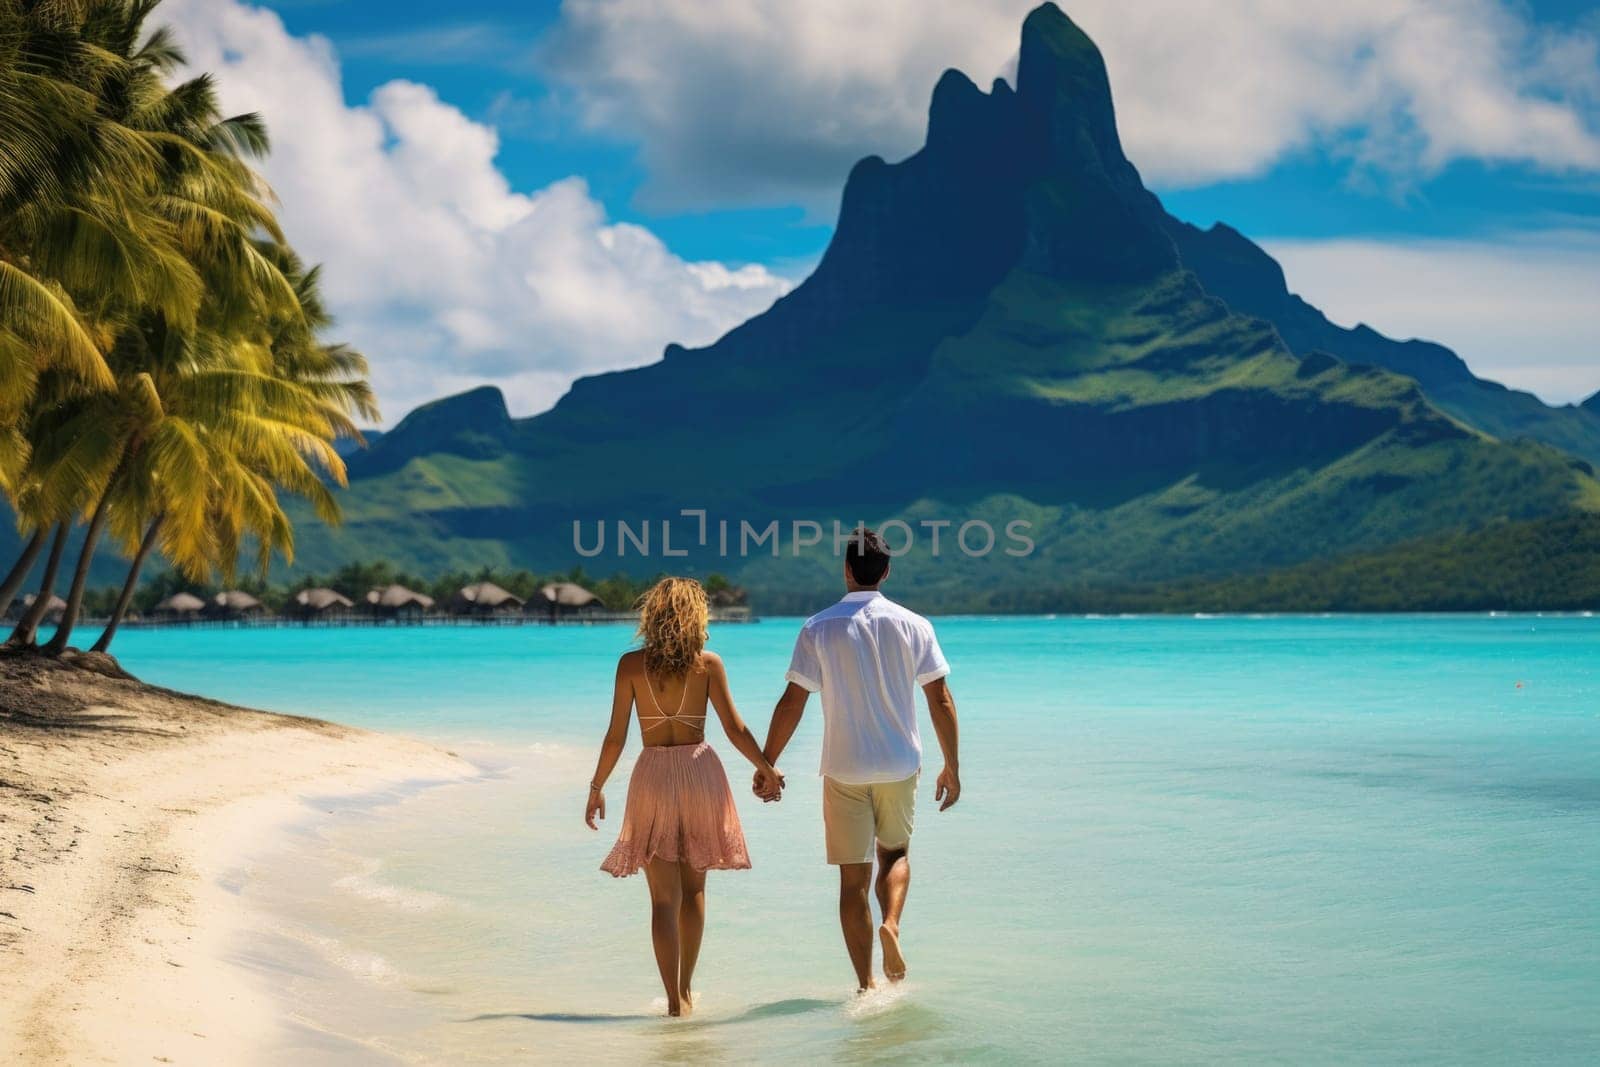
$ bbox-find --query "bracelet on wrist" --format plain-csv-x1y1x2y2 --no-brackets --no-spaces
589,781,602,793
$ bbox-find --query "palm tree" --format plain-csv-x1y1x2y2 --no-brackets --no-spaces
6,520,66,646
3,0,374,654
0,4,117,412
17,0,297,653
88,253,375,653
2,0,207,635
0,0,206,419
0,526,46,619
89,514,160,652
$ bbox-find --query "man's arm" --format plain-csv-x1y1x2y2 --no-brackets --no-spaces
753,682,810,801
923,677,960,811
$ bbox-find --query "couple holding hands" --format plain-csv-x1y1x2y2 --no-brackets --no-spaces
586,529,961,1016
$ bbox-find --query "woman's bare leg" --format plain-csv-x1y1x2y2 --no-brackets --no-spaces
644,859,684,1015
677,864,707,1013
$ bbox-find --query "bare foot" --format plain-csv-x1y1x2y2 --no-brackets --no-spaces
679,990,694,1017
879,922,906,982
666,998,682,1017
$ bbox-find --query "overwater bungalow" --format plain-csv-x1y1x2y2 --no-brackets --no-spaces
709,585,751,620
448,581,524,616
365,584,435,617
152,592,205,620
531,581,602,620
207,590,266,620
291,587,355,619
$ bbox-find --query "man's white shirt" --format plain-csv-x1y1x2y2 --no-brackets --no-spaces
785,590,949,785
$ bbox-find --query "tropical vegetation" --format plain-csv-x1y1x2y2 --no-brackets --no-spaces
0,0,371,654
752,514,1600,615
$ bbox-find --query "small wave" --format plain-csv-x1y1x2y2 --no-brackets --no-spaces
333,859,452,913
270,923,405,985
527,741,581,759
648,992,713,1017
843,982,910,1019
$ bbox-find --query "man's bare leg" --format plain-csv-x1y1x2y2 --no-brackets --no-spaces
677,864,706,1015
838,862,876,991
875,843,910,981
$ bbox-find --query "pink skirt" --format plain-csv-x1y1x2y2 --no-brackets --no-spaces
601,742,751,877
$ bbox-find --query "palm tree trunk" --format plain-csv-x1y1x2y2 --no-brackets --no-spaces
7,523,69,648
0,528,48,620
43,492,116,655
91,515,162,655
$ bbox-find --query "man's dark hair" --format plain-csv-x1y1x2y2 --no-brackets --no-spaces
845,527,890,586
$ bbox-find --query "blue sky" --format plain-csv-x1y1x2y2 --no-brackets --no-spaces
167,0,1600,419
260,0,1600,260
258,0,830,267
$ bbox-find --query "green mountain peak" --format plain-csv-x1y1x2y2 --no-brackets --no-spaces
256,6,1600,610
356,385,513,476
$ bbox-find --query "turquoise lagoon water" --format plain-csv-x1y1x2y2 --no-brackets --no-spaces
103,615,1599,1064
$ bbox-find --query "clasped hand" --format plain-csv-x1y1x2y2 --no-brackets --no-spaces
751,766,785,802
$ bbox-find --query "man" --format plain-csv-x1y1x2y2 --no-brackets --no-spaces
756,528,961,990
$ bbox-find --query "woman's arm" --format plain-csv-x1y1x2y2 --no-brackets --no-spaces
585,657,634,829
705,653,781,790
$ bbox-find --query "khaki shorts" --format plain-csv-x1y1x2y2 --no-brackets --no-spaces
822,772,919,865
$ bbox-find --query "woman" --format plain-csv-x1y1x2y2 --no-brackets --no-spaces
586,577,783,1017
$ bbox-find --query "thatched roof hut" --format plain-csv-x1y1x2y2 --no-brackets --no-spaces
208,590,265,618
365,584,435,614
448,581,524,615
292,587,354,617
708,585,750,619
153,592,205,618
19,593,67,621
530,581,603,617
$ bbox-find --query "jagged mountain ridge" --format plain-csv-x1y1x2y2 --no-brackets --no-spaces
190,5,1600,605
1165,219,1600,463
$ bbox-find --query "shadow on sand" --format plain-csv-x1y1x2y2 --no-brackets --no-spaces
465,997,837,1028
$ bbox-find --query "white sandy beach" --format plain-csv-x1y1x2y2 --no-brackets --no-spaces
0,653,473,1066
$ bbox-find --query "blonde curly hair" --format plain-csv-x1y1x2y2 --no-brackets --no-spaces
635,577,708,678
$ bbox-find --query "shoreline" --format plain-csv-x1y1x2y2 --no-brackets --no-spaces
46,610,1598,635
0,652,475,1066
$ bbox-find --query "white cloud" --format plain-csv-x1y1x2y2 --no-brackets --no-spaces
162,0,792,423
154,0,1600,419
546,0,1600,209
1265,231,1600,404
